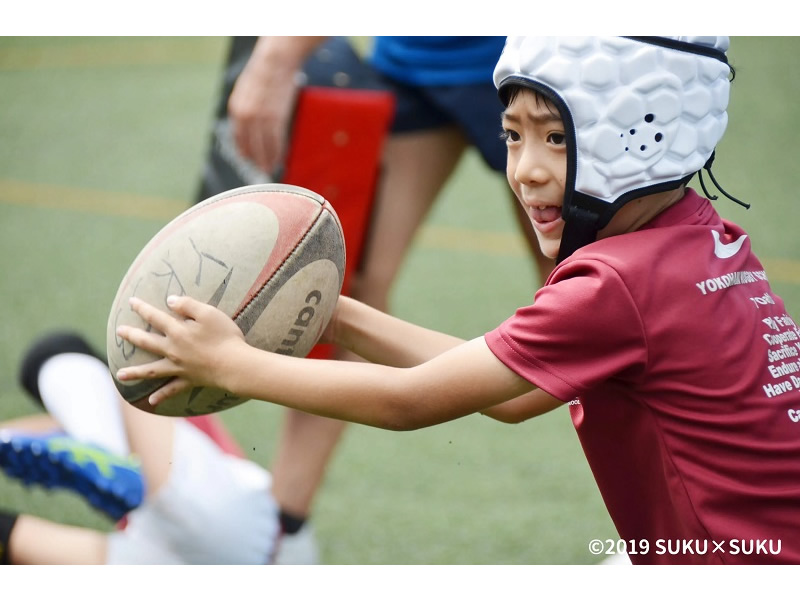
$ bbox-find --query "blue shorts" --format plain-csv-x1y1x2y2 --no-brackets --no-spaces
375,74,508,174
303,37,507,173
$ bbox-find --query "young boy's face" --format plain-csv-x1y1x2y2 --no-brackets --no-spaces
502,89,568,260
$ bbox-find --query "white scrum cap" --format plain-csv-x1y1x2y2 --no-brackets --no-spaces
494,36,732,262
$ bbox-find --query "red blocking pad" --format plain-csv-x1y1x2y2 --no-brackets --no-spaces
282,86,395,360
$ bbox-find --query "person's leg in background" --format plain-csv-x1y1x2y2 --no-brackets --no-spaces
2,331,280,565
0,332,145,565
0,510,107,565
269,124,469,559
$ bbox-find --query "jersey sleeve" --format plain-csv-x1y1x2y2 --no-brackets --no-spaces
485,258,648,401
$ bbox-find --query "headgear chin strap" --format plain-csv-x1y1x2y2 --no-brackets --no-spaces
494,36,732,263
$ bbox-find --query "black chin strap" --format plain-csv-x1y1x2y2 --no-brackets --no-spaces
556,206,600,264
698,152,751,209
557,151,749,264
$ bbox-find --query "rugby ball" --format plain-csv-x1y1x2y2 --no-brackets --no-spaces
106,184,345,416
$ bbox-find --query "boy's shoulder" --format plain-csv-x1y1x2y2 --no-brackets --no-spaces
556,189,753,285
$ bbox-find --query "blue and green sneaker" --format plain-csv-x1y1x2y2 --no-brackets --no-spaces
0,430,145,521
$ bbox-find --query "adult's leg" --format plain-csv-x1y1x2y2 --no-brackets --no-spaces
269,126,469,532
270,410,346,521
353,126,468,310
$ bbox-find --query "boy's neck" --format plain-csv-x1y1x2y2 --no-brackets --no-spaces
598,186,686,240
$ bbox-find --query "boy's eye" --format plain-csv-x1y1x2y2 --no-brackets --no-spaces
547,132,566,146
501,129,520,142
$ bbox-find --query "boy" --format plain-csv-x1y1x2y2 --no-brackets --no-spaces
114,37,800,564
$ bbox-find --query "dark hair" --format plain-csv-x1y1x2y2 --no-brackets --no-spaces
500,83,561,117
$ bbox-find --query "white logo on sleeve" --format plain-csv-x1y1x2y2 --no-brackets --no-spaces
712,230,748,259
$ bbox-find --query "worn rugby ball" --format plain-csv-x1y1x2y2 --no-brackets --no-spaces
107,183,345,416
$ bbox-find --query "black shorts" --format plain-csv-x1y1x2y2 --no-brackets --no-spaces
375,73,507,173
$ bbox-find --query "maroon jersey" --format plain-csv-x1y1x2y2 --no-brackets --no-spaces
485,189,800,564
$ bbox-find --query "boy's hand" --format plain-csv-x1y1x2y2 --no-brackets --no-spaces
116,296,246,405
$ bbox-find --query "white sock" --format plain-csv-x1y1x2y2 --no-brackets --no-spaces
37,353,130,456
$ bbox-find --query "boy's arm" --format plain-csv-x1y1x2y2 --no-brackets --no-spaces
478,390,561,423
330,296,563,423
116,296,559,429
329,296,469,367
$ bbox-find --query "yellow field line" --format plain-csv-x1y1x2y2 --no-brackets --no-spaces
1,178,798,286
758,259,800,286
0,178,185,221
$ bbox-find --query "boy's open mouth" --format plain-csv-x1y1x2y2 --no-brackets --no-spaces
531,205,562,224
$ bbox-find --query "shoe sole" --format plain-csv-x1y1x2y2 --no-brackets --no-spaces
0,435,143,521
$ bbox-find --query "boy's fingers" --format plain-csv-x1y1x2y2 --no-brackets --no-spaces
165,295,205,320
117,357,175,382
129,297,176,332
149,378,191,406
116,323,166,357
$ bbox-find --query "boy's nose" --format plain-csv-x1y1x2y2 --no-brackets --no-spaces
514,147,549,185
